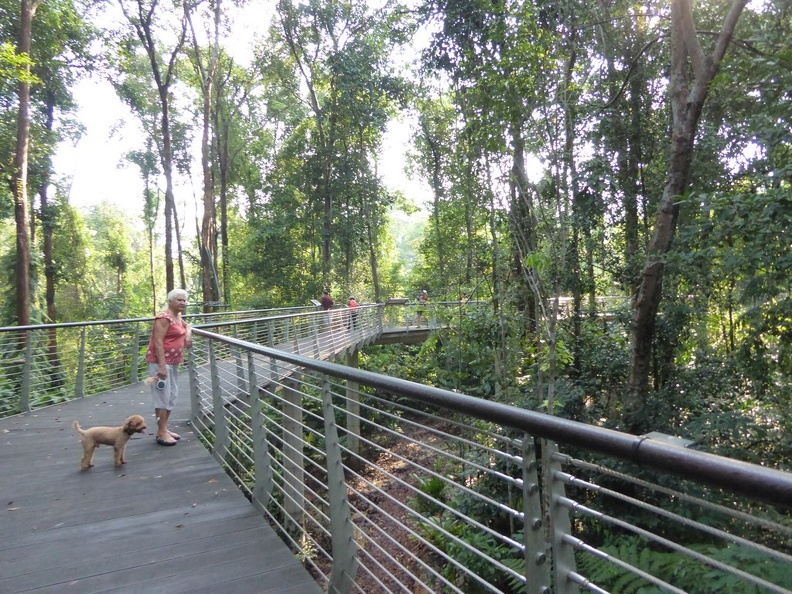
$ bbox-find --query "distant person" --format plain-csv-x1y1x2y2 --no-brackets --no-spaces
348,296,359,329
416,290,428,325
319,289,334,330
145,288,191,447
320,289,334,310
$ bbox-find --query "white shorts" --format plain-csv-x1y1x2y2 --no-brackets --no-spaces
148,363,179,410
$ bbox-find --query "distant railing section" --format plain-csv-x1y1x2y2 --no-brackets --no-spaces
190,328,792,594
0,301,467,418
380,298,486,330
0,305,318,417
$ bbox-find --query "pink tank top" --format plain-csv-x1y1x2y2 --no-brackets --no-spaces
145,311,188,364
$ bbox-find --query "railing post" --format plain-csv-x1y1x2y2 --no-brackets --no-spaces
249,351,273,510
232,326,246,393
130,322,140,384
75,326,86,399
282,378,305,534
267,320,278,386
522,435,552,594
313,314,322,358
266,319,274,348
322,377,358,593
188,344,202,429
544,440,579,594
20,330,33,413
209,341,228,461
345,349,360,471
292,318,301,355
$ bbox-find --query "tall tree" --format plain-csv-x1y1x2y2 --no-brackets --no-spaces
10,0,41,326
626,0,748,427
117,0,188,293
185,0,223,311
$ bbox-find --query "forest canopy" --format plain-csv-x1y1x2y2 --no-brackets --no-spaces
1,0,790,463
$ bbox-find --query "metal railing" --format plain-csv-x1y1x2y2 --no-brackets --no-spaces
0,305,319,417
0,302,451,417
188,326,792,594
3,304,791,593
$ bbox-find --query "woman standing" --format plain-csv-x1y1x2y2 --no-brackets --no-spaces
146,289,191,446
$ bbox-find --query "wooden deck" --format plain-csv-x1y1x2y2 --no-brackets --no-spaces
0,375,323,594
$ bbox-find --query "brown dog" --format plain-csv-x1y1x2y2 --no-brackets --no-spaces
72,415,147,470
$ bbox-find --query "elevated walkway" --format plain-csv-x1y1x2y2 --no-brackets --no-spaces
3,304,789,593
0,305,422,593
0,373,322,594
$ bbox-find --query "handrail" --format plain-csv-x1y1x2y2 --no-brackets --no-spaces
189,325,792,594
192,327,792,509
0,302,447,417
0,305,320,333
1,304,789,593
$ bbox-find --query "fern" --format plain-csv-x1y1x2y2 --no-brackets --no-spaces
576,535,791,594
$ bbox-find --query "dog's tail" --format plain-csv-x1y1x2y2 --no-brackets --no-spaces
72,420,84,435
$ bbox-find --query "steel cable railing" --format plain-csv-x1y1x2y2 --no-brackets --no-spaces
3,304,790,593
0,306,318,417
188,326,792,594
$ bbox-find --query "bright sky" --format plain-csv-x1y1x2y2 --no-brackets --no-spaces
52,2,432,223
54,80,429,217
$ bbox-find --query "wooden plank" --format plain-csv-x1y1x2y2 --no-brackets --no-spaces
0,377,322,594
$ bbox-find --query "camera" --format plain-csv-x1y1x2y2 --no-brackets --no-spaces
156,378,167,390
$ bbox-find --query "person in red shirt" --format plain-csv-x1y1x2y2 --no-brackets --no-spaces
348,296,359,329
145,289,191,446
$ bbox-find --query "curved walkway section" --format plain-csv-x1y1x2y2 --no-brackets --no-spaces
0,374,322,594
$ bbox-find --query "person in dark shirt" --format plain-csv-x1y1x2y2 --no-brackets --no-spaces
320,289,334,310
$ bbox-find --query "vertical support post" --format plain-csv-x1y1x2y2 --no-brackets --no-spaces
267,319,275,348
75,326,86,399
329,309,337,352
322,377,358,593
232,326,246,393
188,344,202,429
20,330,32,413
267,320,278,386
209,340,228,462
292,318,301,354
522,434,552,594
130,321,140,384
313,314,322,358
345,349,360,471
282,378,305,533
544,440,579,594
250,350,272,510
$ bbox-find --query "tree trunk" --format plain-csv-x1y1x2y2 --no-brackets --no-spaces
119,0,187,294
12,0,39,327
39,96,63,381
626,0,748,428
509,117,540,333
186,0,221,311
161,98,177,293
215,109,230,306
